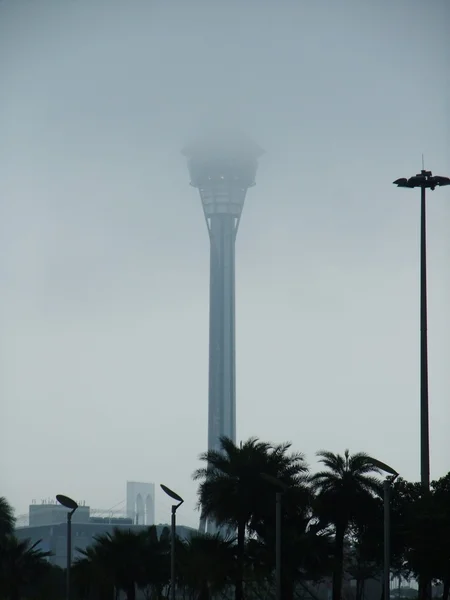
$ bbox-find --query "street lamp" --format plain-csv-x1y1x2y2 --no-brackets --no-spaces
160,484,184,600
393,170,450,490
56,494,78,600
260,473,290,600
368,458,399,600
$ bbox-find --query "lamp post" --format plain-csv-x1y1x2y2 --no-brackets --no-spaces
56,494,78,600
160,484,184,600
260,473,290,600
393,170,450,490
368,458,399,600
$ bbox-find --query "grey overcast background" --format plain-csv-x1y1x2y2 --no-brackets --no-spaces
1,0,449,527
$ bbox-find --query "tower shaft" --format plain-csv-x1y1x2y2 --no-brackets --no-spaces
182,135,263,535
208,215,236,452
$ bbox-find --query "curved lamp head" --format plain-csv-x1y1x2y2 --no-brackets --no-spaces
160,484,184,504
56,494,78,511
367,457,399,478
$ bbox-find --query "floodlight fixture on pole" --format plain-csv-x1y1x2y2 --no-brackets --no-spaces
260,473,290,600
160,484,184,600
393,169,450,491
56,494,78,600
367,459,399,600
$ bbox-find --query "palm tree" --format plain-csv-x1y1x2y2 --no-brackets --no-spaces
139,526,170,599
193,436,308,600
177,533,235,600
74,526,169,600
0,498,15,539
251,485,333,600
400,475,450,600
25,564,65,600
78,529,146,600
0,536,52,600
72,544,114,600
347,514,383,600
310,450,382,600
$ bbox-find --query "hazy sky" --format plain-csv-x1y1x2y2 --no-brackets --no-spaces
1,0,449,528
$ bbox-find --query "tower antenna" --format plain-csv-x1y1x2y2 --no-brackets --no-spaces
422,153,425,170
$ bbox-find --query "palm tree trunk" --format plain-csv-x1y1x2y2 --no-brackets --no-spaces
419,578,431,600
99,583,114,600
198,581,210,600
126,583,136,600
332,525,345,600
282,577,295,600
356,578,362,600
442,577,450,600
235,520,245,600
297,580,323,600
9,586,20,600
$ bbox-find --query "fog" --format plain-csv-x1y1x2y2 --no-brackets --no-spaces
1,0,449,527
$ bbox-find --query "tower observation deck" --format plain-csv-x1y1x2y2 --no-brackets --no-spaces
183,136,263,532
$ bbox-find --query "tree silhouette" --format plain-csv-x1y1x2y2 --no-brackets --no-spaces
310,449,382,600
193,436,307,600
0,536,51,600
74,526,169,600
177,532,235,600
0,498,15,540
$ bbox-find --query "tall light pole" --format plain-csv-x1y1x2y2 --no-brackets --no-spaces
368,458,399,600
393,170,450,489
56,494,78,600
160,484,184,600
260,473,290,600
183,136,263,534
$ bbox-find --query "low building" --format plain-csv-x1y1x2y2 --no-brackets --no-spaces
15,521,195,569
28,500,90,527
15,497,193,568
